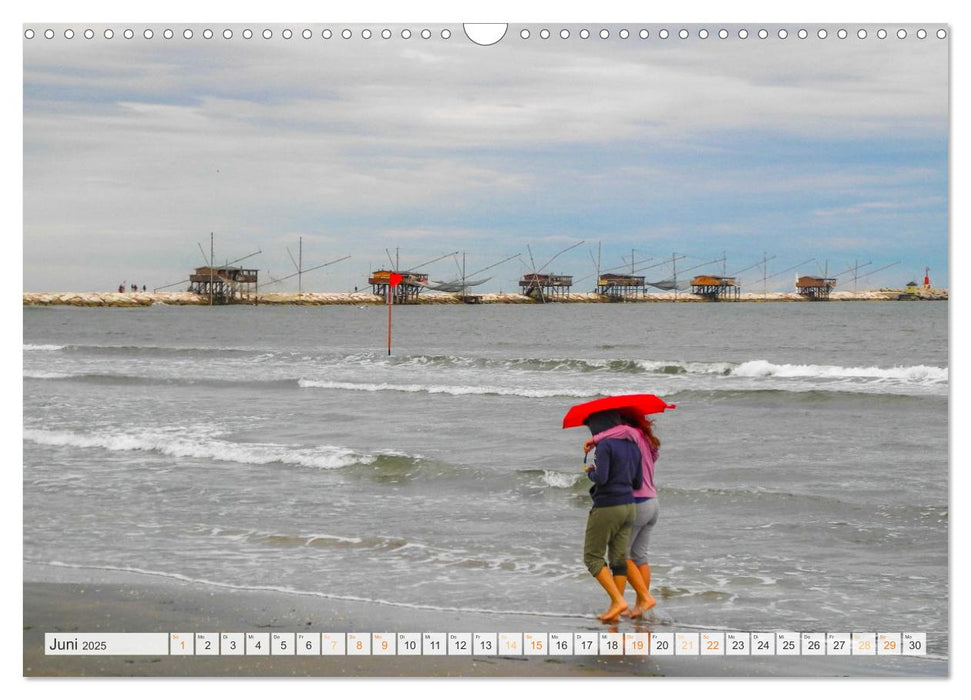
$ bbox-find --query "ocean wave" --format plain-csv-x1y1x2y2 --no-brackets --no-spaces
517,468,587,490
22,371,300,390
23,370,74,379
25,342,275,359
23,426,477,484
23,344,65,352
297,379,598,399
22,427,378,471
731,360,948,384
539,469,587,489
25,365,945,400
371,353,950,386
373,353,733,376
23,341,947,399
24,340,947,385
372,353,947,386
663,388,937,404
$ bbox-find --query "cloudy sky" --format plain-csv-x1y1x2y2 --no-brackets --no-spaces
22,20,949,293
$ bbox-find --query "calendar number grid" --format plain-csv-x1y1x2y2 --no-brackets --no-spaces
44,632,928,657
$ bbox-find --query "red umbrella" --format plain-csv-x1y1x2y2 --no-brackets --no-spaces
561,394,675,429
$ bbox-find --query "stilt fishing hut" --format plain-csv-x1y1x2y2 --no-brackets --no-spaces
369,269,428,304
596,273,646,301
796,275,836,300
188,266,259,304
690,274,740,301
519,273,573,301
518,242,583,302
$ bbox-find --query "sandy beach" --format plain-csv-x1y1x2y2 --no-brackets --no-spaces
23,564,946,678
21,288,948,307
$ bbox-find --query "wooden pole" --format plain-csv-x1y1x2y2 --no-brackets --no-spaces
387,284,393,356
762,252,768,298
673,252,678,300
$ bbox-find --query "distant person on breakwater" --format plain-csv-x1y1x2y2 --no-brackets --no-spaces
118,284,124,293
581,409,642,621
584,412,661,617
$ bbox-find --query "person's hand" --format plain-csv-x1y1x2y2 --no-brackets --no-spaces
583,438,595,454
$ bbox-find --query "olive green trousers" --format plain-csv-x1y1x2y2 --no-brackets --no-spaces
583,503,636,577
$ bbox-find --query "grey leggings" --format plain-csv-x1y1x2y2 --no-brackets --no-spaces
629,498,659,565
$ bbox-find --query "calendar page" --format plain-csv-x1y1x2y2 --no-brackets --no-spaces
21,4,951,682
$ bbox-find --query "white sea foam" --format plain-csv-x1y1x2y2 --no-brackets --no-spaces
23,370,74,379
731,360,948,384
633,359,734,375
22,427,372,470
306,533,364,545
297,379,597,398
23,344,64,351
541,470,584,488
231,528,366,546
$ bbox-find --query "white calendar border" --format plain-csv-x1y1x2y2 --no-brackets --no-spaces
12,3,962,700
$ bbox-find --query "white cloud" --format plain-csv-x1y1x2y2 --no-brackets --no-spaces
813,197,945,218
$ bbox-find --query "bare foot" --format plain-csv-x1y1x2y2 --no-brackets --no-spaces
636,594,657,613
622,606,643,619
599,599,628,622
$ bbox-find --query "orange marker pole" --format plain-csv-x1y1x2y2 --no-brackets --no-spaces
387,284,393,356
386,273,403,356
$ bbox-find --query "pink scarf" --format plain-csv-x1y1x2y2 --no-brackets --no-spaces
593,424,658,499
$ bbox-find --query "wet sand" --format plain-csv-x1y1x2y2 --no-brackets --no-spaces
23,565,946,678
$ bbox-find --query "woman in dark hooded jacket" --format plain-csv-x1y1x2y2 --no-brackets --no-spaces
581,409,642,621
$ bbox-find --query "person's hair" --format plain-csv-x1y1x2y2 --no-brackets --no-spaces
621,411,661,451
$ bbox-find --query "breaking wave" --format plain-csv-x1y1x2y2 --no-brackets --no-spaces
383,354,722,375
730,360,948,384
22,427,381,471
517,468,588,490
344,354,947,387
24,340,946,399
22,371,300,390
23,370,74,379
297,379,597,398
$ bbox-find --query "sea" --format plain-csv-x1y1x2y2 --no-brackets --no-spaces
22,300,949,661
